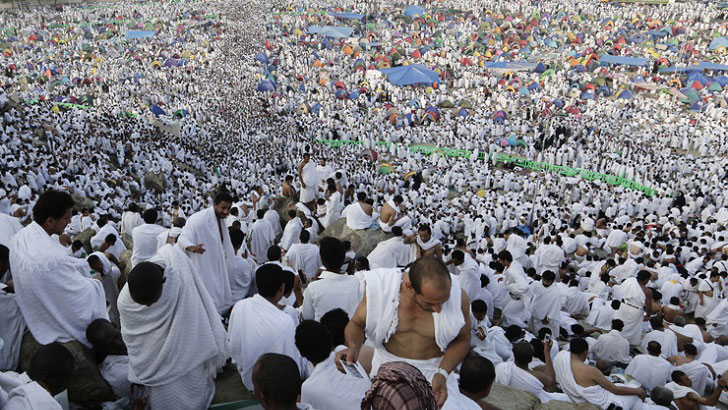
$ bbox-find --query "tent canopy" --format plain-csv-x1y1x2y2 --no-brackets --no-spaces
483,61,538,71
333,12,365,20
709,37,728,51
126,30,155,39
404,5,426,18
307,25,354,38
379,64,440,86
598,54,648,67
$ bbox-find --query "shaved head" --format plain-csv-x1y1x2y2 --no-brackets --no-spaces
409,256,451,294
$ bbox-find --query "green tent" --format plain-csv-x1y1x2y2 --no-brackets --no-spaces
540,69,555,80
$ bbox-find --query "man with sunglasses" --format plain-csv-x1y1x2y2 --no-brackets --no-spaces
336,256,471,409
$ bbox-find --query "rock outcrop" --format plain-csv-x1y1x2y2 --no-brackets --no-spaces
143,171,166,193
20,332,115,409
484,383,540,410
319,217,392,257
72,228,96,255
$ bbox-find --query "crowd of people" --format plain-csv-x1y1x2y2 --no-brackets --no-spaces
1,0,728,408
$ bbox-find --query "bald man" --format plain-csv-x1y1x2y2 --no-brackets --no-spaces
337,256,471,408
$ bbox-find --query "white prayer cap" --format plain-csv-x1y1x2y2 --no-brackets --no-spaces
169,227,183,237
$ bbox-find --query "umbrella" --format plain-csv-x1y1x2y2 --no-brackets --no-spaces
150,105,166,116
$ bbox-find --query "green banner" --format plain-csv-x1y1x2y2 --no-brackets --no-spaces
55,102,92,110
315,139,658,197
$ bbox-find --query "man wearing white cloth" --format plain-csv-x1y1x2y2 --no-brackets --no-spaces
614,271,652,346
554,339,645,409
337,257,471,408
118,245,228,410
341,192,374,230
228,263,303,391
130,208,167,268
496,341,571,403
405,224,443,261
0,245,25,371
666,370,726,410
248,209,275,264
10,190,108,348
378,195,411,233
298,153,319,206
534,237,564,276
367,226,411,269
1,342,75,410
279,210,302,252
499,250,530,328
528,270,562,337
177,191,235,315
624,341,672,393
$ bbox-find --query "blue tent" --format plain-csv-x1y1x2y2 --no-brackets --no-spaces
150,105,165,116
552,98,565,108
379,64,440,86
616,89,633,99
126,30,155,39
597,85,611,96
307,25,354,38
599,55,648,67
257,80,276,92
333,12,364,20
255,53,269,64
404,5,426,18
659,62,728,73
714,76,728,87
311,103,322,114
580,90,595,99
687,71,712,86
709,37,728,51
457,108,468,117
535,62,546,73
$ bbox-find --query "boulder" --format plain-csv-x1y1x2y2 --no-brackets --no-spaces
319,217,392,257
271,196,298,228
118,249,133,288
70,192,94,212
20,332,115,409
143,171,166,193
72,228,97,255
535,402,601,410
484,383,540,410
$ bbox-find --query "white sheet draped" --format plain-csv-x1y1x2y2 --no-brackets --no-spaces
177,207,234,314
227,294,301,390
118,244,228,391
10,222,107,347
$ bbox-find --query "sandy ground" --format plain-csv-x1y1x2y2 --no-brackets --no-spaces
212,363,255,405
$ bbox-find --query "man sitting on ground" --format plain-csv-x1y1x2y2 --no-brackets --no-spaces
295,320,370,409
228,263,303,390
554,338,645,409
252,353,313,410
624,341,672,393
666,370,726,410
496,341,569,403
1,343,75,409
591,319,632,368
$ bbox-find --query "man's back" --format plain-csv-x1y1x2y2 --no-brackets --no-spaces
592,330,631,364
131,223,166,267
286,243,321,281
228,294,300,390
624,354,671,392
301,350,370,410
301,272,361,321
